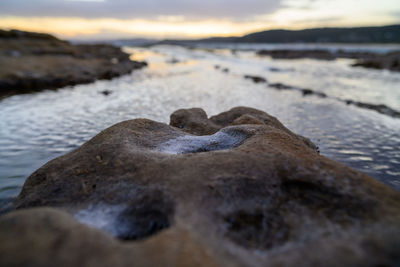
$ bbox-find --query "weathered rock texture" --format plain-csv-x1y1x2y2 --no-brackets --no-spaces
1,107,399,267
0,29,146,97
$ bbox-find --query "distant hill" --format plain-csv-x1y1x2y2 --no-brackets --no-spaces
160,24,400,44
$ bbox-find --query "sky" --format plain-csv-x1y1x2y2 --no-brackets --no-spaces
0,0,399,40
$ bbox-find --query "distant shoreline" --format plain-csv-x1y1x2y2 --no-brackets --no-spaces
156,24,400,44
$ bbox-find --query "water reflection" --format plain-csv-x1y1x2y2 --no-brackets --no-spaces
0,45,399,203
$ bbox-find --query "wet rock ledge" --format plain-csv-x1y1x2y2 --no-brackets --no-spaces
0,29,147,97
256,49,400,72
1,107,400,267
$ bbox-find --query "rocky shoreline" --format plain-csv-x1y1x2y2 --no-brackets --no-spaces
0,30,147,98
241,73,400,118
1,107,399,266
256,49,400,72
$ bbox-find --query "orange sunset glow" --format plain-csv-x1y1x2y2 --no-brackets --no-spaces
1,0,399,39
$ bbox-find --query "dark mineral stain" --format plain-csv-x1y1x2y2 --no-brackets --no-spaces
211,176,377,250
115,190,174,241
281,179,375,223
224,209,289,249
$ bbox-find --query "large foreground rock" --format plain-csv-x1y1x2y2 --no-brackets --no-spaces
1,107,399,267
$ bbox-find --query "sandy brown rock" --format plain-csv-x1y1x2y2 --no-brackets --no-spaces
0,29,146,98
0,208,223,267
1,106,400,267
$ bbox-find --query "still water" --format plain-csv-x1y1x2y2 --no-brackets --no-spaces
0,44,399,207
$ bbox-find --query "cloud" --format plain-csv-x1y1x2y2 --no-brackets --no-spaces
392,11,400,18
0,0,283,20
292,16,344,24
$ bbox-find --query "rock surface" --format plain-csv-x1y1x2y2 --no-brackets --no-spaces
0,29,147,98
256,49,400,72
243,76,400,118
352,51,400,72
1,106,400,267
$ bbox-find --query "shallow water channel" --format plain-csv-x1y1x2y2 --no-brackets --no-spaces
0,44,399,207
